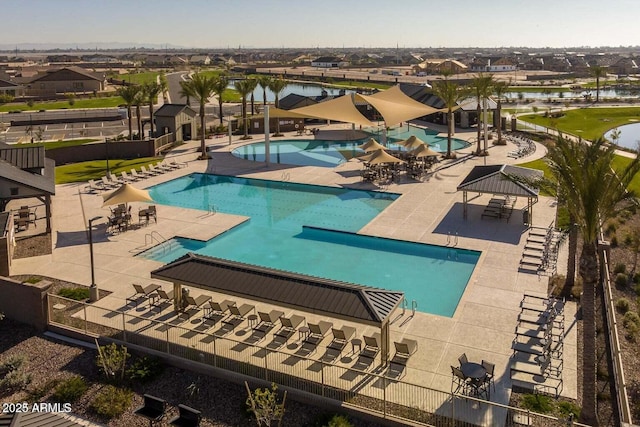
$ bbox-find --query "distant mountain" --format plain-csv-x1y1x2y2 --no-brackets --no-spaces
0,42,188,51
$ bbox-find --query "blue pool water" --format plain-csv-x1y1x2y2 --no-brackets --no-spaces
144,174,480,317
231,125,470,168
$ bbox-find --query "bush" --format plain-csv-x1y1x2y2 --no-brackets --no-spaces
27,378,60,403
53,376,88,403
616,298,631,314
58,287,90,301
605,221,617,235
614,263,627,274
623,311,640,329
96,343,129,383
0,369,32,392
90,385,132,419
327,414,353,427
558,400,581,419
615,273,629,288
611,235,618,247
126,356,164,383
0,354,26,373
520,393,553,413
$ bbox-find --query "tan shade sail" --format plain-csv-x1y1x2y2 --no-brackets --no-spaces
410,144,440,158
356,85,442,127
366,149,405,165
289,95,374,127
102,183,153,207
358,137,387,153
400,135,427,150
264,106,312,119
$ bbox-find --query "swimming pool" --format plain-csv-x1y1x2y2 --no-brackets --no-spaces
231,124,470,168
143,174,480,317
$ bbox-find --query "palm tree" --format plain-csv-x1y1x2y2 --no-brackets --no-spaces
492,80,510,145
134,90,144,139
179,73,217,157
116,85,141,140
233,79,255,139
268,77,288,136
590,65,608,103
257,75,273,106
470,73,494,155
142,81,162,137
211,74,229,128
431,75,468,159
245,78,258,116
540,137,640,426
159,73,169,102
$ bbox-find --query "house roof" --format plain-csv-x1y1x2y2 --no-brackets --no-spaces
457,164,542,197
312,56,343,63
154,103,197,118
0,412,86,427
0,79,19,88
0,157,56,196
29,66,103,83
278,93,319,110
151,253,404,325
0,143,45,169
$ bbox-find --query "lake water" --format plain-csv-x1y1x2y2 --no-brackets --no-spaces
604,122,640,150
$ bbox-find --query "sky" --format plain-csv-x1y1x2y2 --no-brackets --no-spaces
3,0,640,50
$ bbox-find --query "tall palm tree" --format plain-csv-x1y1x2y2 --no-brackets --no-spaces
492,80,510,145
116,85,141,140
245,78,258,116
590,65,608,103
431,75,468,159
179,73,217,157
134,90,144,139
159,73,169,102
211,74,229,127
268,77,288,136
540,137,640,426
233,79,255,139
470,73,494,155
257,75,273,106
142,81,162,137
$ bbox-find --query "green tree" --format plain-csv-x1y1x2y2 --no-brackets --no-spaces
116,85,141,140
470,73,494,155
590,65,608,103
257,75,273,106
134,90,145,139
541,137,640,425
492,80,510,145
431,74,469,159
245,78,258,116
142,81,162,137
245,382,286,427
268,77,288,136
179,73,217,157
211,74,229,127
159,73,169,102
234,79,255,139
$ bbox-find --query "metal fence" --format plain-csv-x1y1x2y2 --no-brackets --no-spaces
47,293,588,427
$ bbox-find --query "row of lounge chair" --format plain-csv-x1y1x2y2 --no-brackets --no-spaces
126,283,418,377
84,160,186,193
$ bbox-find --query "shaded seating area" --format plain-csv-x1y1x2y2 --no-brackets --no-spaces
453,353,493,399
13,205,37,232
139,205,158,225
107,203,132,234
481,195,516,221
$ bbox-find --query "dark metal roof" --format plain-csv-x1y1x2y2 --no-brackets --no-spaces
30,66,103,82
457,164,542,197
154,103,197,117
0,412,85,427
0,144,45,169
0,157,55,196
151,253,404,325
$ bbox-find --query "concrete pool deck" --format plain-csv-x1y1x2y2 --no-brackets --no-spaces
9,123,577,409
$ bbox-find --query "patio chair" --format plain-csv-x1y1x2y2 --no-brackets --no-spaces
482,359,496,393
84,179,106,193
130,168,146,180
183,294,211,312
121,170,137,183
108,172,124,186
362,333,381,356
458,352,468,366
226,303,255,323
151,288,174,307
148,163,166,175
255,310,284,330
128,283,161,307
305,321,333,345
140,165,158,177
168,404,201,427
133,394,166,426
204,299,234,319
101,175,117,189
451,366,470,395
274,314,305,341
320,326,356,363
392,338,418,365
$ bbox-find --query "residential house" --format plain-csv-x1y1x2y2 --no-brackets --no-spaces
311,56,347,68
25,66,105,97
190,55,211,65
0,79,23,98
413,59,468,75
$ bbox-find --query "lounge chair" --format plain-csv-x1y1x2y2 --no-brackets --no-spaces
320,326,356,363
108,172,124,186
140,165,158,177
204,299,234,319
226,303,255,322
84,179,106,193
100,175,117,189
133,394,166,426
120,170,137,183
277,314,304,337
151,288,174,307
387,338,418,378
169,404,201,427
306,321,332,343
130,168,145,180
157,162,175,173
183,294,211,312
166,160,187,169
255,310,284,330
362,333,381,358
148,163,166,175
127,283,161,307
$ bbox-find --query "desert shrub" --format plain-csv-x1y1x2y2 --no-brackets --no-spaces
96,343,129,383
53,376,88,403
633,273,640,284
520,393,553,413
1,369,32,391
626,322,639,341
27,378,60,403
126,356,164,383
327,414,353,427
611,235,618,247
616,298,631,314
0,354,26,373
623,311,640,329
614,263,627,274
624,234,635,246
616,273,629,288
58,287,90,301
558,400,581,419
90,385,132,419
605,222,617,235
24,277,41,284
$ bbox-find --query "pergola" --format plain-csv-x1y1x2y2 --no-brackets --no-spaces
457,165,542,223
151,252,405,364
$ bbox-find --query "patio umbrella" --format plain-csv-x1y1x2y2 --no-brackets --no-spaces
101,183,153,207
410,144,440,158
400,135,428,150
366,149,405,165
358,138,387,153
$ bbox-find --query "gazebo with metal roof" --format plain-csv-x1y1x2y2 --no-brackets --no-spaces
151,253,405,363
457,164,542,223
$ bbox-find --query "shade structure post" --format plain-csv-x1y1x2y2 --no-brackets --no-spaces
264,105,270,167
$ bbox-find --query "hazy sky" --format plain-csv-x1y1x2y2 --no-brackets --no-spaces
5,0,640,49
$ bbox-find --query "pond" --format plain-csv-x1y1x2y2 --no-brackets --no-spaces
604,122,640,150
230,81,356,102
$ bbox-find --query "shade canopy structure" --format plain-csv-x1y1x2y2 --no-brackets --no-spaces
356,85,443,127
410,144,440,158
400,135,427,150
289,95,374,127
264,106,312,119
358,138,387,153
101,183,153,207
366,149,405,165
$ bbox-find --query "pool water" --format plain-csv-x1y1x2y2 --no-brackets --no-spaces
231,124,469,168
144,174,480,317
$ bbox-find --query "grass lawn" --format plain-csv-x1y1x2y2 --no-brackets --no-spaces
36,139,99,150
0,97,124,112
55,157,161,184
116,71,160,85
518,106,640,141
